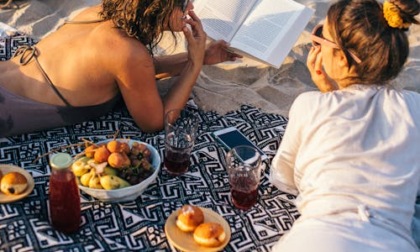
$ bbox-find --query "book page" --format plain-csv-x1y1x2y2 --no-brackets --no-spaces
194,0,258,42
230,0,313,67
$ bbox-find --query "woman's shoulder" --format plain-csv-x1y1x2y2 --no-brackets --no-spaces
71,19,151,63
70,5,103,21
291,89,351,114
293,90,327,106
290,91,324,114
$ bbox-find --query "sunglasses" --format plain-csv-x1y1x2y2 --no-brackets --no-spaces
178,0,191,13
311,24,361,64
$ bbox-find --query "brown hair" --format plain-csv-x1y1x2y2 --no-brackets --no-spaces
99,0,186,55
327,0,419,84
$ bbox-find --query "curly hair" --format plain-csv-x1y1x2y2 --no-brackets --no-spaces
99,0,186,55
327,0,420,84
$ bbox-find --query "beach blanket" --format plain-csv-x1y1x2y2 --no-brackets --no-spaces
0,100,299,251
0,23,37,61
0,25,298,250
1,22,418,250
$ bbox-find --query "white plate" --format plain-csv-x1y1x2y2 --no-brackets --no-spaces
0,164,35,203
165,207,231,252
78,139,161,202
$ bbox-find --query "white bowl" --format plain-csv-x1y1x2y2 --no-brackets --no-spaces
77,139,161,202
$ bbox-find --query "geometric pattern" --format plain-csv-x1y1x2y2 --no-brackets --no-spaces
0,34,298,251
0,33,38,61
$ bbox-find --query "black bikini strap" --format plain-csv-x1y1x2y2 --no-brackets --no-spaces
13,45,73,107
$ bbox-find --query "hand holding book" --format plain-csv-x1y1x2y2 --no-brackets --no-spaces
194,0,314,68
203,40,243,65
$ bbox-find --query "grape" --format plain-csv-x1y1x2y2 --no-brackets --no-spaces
116,143,155,185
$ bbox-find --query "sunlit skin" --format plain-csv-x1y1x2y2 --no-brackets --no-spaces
306,18,358,92
0,2,242,133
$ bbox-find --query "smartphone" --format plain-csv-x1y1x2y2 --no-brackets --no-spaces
213,127,268,160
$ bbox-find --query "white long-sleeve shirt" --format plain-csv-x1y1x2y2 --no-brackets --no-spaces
270,84,420,251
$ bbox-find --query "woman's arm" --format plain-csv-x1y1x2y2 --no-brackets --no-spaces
269,95,308,195
154,40,241,79
113,11,206,133
115,11,241,133
154,53,188,79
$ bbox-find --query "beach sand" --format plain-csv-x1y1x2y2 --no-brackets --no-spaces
1,0,419,118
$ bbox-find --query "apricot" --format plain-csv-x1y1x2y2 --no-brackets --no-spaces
108,152,131,169
106,140,121,153
108,152,125,168
106,140,131,154
121,152,131,168
94,145,111,163
84,145,97,158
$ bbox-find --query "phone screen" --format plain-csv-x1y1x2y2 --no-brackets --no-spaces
214,128,267,160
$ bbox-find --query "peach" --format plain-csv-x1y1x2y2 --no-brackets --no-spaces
108,152,131,169
108,152,125,168
106,140,131,154
84,145,97,158
121,152,131,168
94,145,111,163
106,140,121,153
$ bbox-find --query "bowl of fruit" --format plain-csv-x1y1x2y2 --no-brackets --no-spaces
72,138,161,202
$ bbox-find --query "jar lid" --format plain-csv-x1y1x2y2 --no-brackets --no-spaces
50,153,73,169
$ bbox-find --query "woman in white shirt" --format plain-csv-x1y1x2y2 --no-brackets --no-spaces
270,0,420,251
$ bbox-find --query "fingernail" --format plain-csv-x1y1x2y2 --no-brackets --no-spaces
316,70,322,75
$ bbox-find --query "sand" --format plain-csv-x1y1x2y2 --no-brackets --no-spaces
1,0,419,117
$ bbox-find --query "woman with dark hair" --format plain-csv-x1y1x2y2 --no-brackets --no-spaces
270,0,420,250
0,0,240,137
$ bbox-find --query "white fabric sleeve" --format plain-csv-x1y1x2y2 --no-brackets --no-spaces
270,149,298,195
269,94,308,196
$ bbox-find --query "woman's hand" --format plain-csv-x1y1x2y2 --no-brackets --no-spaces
183,11,207,67
203,40,243,65
307,46,337,92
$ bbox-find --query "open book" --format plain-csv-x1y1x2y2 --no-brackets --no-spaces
193,0,314,68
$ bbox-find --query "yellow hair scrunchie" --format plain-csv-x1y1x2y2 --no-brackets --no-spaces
383,1,411,29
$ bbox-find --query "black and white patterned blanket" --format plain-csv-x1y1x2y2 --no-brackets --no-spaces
0,33,38,61
0,32,298,251
0,100,299,251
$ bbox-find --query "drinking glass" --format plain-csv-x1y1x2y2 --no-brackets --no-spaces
164,109,198,176
226,145,262,210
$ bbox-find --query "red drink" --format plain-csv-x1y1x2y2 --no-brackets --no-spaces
49,153,81,234
230,177,258,210
164,149,191,175
164,111,197,176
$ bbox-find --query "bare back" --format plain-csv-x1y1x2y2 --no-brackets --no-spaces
0,5,148,107
0,1,217,134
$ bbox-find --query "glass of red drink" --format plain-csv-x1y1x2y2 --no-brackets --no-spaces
164,109,198,176
226,145,262,210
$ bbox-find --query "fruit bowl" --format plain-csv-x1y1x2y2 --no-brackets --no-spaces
77,139,161,202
